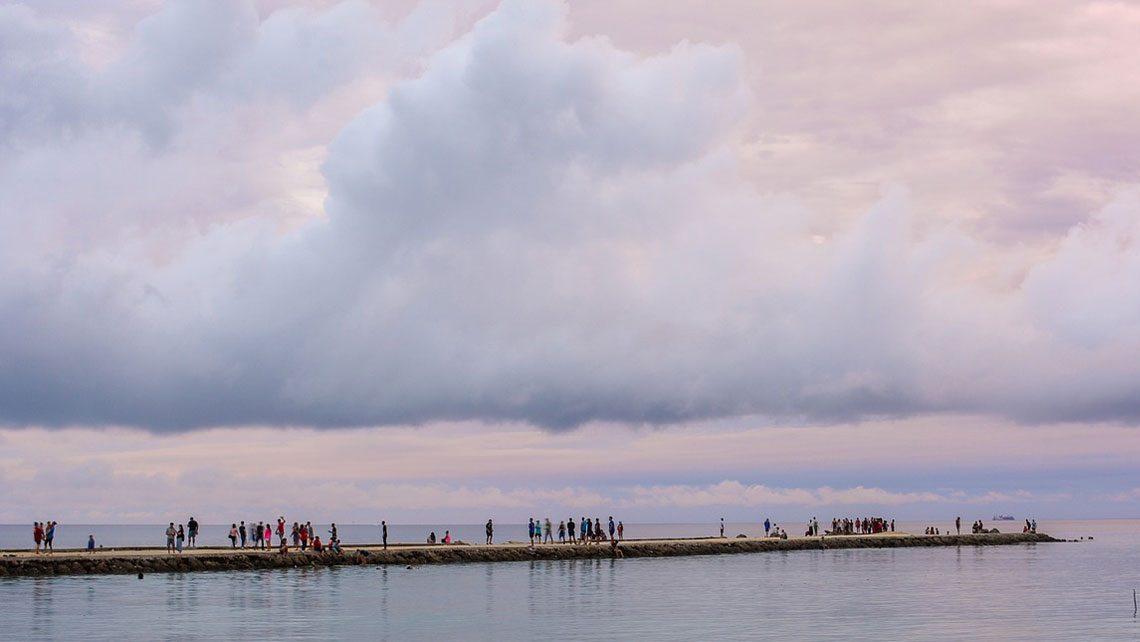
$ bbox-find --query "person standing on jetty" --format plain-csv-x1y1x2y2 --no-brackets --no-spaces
228,524,238,548
609,516,616,540
382,521,388,549
187,517,199,547
956,516,961,535
329,523,337,543
617,521,624,540
176,524,185,553
33,522,43,554
264,522,272,550
720,518,725,538
276,517,286,546
486,519,494,545
87,534,95,554
528,518,536,545
567,518,576,544
239,521,247,549
45,521,56,554
167,523,178,553
764,518,770,537
544,518,554,544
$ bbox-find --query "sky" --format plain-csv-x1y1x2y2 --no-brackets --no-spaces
1,0,1138,525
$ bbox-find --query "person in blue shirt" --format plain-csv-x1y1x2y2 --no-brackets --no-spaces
87,534,95,554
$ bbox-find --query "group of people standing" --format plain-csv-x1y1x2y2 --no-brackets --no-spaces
528,516,622,545
827,517,895,535
164,517,199,553
31,521,57,554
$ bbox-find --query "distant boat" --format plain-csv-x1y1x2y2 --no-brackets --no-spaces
992,514,1015,521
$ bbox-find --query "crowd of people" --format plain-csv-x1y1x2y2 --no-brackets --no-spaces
151,517,347,555
826,517,895,535
526,516,624,546
30,514,1034,554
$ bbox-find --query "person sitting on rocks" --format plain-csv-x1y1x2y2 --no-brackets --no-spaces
610,539,624,559
312,536,323,552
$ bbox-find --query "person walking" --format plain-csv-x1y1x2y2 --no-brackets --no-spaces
33,522,43,554
544,518,554,544
228,523,238,548
486,519,494,545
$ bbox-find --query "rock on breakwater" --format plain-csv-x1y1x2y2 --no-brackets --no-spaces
0,532,1059,578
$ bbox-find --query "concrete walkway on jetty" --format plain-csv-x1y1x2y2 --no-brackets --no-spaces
0,532,1058,578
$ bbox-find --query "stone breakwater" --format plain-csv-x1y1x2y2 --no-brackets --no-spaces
0,533,1058,578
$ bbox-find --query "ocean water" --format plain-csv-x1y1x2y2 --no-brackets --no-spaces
2,520,1137,641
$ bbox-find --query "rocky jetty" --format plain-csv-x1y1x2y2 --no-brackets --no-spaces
0,532,1058,578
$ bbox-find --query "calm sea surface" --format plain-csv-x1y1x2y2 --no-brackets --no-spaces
2,519,1138,641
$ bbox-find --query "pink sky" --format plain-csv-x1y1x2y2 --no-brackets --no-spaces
1,0,1138,521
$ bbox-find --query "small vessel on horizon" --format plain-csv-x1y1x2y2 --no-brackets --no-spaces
992,514,1015,521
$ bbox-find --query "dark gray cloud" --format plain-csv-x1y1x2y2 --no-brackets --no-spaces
2,0,1139,431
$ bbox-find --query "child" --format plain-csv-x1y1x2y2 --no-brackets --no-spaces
87,534,96,554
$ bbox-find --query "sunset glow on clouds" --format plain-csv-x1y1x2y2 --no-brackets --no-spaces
1,0,1138,521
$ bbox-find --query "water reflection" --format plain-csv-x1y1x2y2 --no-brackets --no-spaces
4,541,1140,641
30,577,54,638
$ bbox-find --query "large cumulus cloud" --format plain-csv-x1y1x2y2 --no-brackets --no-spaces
1,0,1138,431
